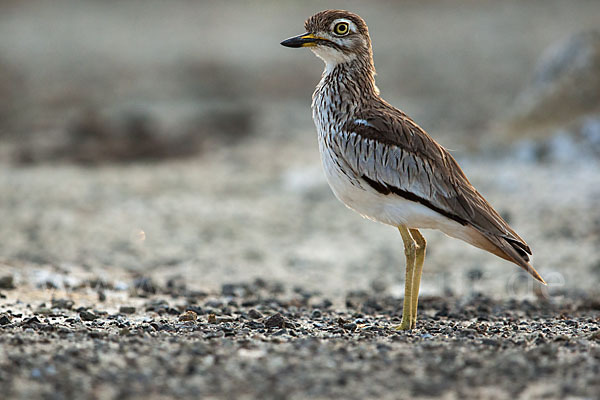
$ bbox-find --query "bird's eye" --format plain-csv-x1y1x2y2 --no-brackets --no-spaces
333,22,349,36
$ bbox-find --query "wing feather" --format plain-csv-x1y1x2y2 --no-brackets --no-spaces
338,104,533,264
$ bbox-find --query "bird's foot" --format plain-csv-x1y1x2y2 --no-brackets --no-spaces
394,317,414,331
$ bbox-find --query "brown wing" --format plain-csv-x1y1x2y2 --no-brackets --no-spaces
336,103,544,283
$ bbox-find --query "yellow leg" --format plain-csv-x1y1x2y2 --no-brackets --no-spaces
409,229,426,328
396,226,416,331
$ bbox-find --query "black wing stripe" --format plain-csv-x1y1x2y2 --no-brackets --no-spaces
361,175,468,226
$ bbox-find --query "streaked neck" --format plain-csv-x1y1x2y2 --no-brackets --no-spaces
319,58,379,100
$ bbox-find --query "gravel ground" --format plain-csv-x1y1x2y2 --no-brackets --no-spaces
1,143,599,399
1,276,599,400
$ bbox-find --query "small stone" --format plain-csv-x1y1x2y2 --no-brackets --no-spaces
133,276,157,294
264,313,285,329
248,309,262,319
80,310,98,321
343,323,357,331
179,310,198,322
320,299,333,309
51,299,74,309
36,307,53,316
119,306,136,315
0,275,15,290
97,290,106,302
207,314,217,324
23,317,41,325
0,315,11,325
311,309,322,319
221,283,239,297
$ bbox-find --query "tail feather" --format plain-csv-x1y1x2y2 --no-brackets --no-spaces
484,234,546,285
461,226,546,284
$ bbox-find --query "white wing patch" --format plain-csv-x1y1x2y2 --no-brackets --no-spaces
354,119,373,127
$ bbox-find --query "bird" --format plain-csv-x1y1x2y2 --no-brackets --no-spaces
281,10,545,330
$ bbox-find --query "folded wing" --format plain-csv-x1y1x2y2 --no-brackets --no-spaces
334,104,544,283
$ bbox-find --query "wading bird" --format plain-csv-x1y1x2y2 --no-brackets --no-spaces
281,10,545,330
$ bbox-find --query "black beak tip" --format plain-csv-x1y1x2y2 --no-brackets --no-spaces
280,38,301,48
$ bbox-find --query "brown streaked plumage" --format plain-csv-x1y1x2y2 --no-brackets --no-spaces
281,10,545,330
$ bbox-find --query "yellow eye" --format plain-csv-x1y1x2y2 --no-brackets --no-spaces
333,22,349,36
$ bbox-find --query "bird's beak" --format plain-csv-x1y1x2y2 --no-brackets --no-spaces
280,33,327,48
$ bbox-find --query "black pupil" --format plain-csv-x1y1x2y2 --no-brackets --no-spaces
337,24,347,33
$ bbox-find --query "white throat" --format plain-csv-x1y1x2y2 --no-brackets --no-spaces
311,47,357,74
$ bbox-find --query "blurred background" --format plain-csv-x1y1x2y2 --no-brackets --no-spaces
0,0,599,300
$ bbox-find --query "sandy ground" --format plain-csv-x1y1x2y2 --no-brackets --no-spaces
1,132,599,299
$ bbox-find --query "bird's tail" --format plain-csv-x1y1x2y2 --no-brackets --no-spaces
481,233,546,284
463,227,546,284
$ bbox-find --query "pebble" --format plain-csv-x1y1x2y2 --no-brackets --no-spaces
264,313,285,329
0,275,15,289
343,323,357,331
1,275,599,399
248,309,262,319
133,276,157,294
179,311,197,322
51,299,74,309
22,317,41,325
119,306,136,314
79,311,98,321
36,307,53,316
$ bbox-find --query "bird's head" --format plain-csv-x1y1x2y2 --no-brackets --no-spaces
281,10,373,68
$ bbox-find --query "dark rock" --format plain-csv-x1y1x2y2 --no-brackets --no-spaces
248,309,262,319
133,276,157,295
311,309,322,319
343,323,357,332
320,299,333,309
145,299,170,313
22,317,41,325
119,306,136,315
264,313,285,329
0,315,11,325
221,283,243,297
80,311,98,321
0,275,15,290
51,299,74,309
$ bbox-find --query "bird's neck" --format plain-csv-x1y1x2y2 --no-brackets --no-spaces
319,57,378,99
312,58,379,138
312,58,379,121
